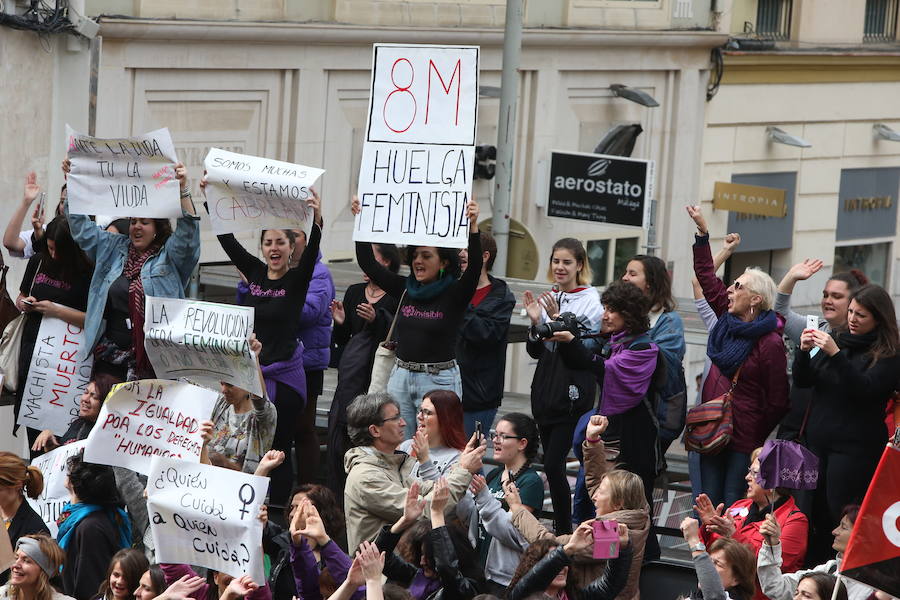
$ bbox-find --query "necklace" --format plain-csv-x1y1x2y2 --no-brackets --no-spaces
365,284,386,302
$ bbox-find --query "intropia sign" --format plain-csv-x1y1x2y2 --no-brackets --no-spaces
547,150,654,228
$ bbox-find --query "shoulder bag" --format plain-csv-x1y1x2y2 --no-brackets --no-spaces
0,262,39,392
684,366,742,455
367,290,406,394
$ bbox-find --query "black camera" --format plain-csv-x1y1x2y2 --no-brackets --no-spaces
530,312,581,341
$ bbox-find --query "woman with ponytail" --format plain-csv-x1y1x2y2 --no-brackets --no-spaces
0,453,48,585
1,534,72,600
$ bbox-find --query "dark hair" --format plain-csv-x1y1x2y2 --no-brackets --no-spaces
841,504,860,525
627,255,676,312
708,538,756,600
287,483,345,539
480,231,497,272
405,245,461,279
41,216,92,280
547,238,591,286
147,564,166,597
383,584,414,600
374,244,402,273
66,451,123,506
828,270,868,292
107,219,131,235
420,520,483,585
207,452,241,471
129,218,173,248
849,284,899,366
97,549,148,600
92,372,123,407
798,573,847,600
496,412,540,463
601,281,650,334
259,228,297,247
508,539,559,593
423,389,467,451
395,520,430,566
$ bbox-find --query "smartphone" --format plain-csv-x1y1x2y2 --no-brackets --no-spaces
592,519,620,559
475,421,483,443
36,191,46,217
806,315,818,331
21,299,33,306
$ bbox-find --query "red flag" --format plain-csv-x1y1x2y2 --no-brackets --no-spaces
841,443,900,598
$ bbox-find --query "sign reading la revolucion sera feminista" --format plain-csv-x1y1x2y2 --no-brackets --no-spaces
547,151,654,228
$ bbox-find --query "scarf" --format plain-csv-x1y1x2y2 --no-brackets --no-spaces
404,273,454,301
706,310,777,377
260,343,307,405
836,330,877,352
408,570,441,600
124,242,161,377
57,502,132,550
600,332,659,416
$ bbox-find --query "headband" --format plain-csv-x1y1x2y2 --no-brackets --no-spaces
15,537,54,577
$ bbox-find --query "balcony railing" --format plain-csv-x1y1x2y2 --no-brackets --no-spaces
864,0,899,42
756,0,793,40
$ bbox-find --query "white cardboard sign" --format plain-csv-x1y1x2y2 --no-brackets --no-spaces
354,44,479,248
143,296,262,397
147,456,268,583
203,148,325,235
83,379,217,475
17,315,93,436
66,125,182,218
26,440,87,537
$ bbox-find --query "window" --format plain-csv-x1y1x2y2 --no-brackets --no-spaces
834,242,890,287
586,236,640,287
756,0,792,40
864,0,899,42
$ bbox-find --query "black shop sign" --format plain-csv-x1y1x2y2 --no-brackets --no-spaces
547,151,654,228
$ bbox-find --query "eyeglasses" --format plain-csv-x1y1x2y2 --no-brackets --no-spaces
417,408,435,417
380,413,403,425
490,430,524,441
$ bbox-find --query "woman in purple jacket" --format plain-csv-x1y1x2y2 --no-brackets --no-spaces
687,206,789,509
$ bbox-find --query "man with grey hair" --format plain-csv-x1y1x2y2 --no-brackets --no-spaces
344,392,485,551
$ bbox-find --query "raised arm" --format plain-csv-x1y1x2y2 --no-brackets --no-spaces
4,172,41,256
687,206,729,316
776,259,825,343
164,163,201,285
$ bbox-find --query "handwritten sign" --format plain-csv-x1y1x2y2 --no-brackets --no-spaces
83,379,217,475
143,296,262,397
147,456,268,583
203,148,325,235
27,441,87,536
17,315,93,436
354,44,479,248
66,125,181,218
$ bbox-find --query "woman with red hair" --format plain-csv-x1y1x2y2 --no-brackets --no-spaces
399,389,467,478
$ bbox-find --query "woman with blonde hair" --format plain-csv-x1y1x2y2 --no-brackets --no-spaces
0,534,73,600
687,206,789,509
0,453,48,585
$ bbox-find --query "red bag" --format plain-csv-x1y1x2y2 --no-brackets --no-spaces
684,367,741,455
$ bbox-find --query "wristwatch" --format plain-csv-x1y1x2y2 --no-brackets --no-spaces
689,542,707,552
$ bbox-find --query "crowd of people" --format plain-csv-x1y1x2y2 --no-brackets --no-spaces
1,162,898,600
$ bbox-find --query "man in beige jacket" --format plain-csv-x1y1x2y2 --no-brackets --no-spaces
343,392,485,552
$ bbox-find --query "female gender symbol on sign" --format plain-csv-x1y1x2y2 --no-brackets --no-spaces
238,483,256,520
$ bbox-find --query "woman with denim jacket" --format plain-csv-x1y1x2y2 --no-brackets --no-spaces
62,158,200,381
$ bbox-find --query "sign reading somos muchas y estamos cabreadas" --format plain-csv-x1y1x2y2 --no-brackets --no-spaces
354,44,479,249
547,151,654,228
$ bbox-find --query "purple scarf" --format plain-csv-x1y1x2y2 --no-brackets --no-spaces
600,331,659,416
260,343,307,405
408,571,441,600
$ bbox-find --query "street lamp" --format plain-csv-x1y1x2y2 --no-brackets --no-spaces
609,84,660,107
766,126,812,148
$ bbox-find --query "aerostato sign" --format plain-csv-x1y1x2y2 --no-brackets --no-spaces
547,150,654,228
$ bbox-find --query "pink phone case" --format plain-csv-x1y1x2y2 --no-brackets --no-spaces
592,519,619,559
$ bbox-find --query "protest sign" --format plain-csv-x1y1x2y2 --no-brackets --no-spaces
355,44,479,248
17,315,93,436
84,379,217,475
203,148,325,235
27,440,87,536
143,296,262,397
66,125,182,218
147,456,268,583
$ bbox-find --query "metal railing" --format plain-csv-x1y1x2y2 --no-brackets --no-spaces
864,0,899,42
756,0,793,40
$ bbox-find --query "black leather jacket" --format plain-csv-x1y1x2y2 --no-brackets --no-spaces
507,544,633,600
374,525,481,600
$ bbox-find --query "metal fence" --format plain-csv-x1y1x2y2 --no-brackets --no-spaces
756,0,793,40
864,0,899,42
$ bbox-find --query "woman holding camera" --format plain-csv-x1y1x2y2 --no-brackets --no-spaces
523,237,602,535
351,196,482,438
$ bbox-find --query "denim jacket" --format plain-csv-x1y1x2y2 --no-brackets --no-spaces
66,205,201,351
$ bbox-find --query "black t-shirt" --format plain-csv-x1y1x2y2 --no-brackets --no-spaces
332,281,399,348
355,232,482,364
103,274,131,348
217,225,321,365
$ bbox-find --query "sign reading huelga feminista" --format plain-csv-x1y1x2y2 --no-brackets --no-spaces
546,151,654,228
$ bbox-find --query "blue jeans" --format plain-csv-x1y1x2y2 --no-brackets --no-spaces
698,449,750,509
387,363,463,438
463,408,499,439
